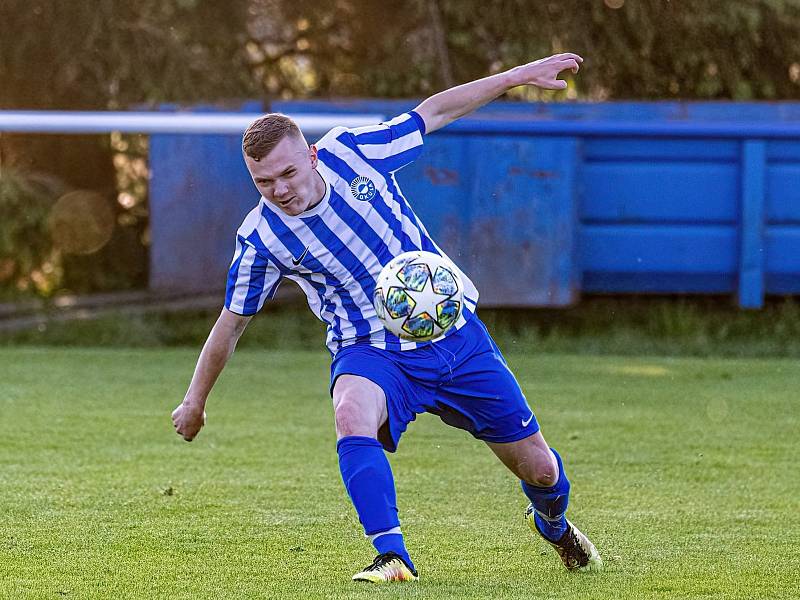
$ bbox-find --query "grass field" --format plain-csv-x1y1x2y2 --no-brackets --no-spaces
1,346,798,599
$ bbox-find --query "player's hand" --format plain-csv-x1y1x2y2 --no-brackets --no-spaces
171,399,207,442
509,53,583,90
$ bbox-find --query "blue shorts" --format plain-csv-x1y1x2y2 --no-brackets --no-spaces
330,316,539,452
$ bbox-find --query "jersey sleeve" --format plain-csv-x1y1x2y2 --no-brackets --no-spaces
338,111,426,173
224,235,282,316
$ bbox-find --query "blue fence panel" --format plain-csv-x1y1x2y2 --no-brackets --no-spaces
148,101,265,292
764,140,800,294
579,135,741,297
397,134,579,306
146,100,800,308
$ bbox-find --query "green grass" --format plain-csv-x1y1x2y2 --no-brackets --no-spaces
6,296,800,358
1,347,798,599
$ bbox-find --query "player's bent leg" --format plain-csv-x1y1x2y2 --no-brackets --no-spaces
487,433,602,573
332,375,417,582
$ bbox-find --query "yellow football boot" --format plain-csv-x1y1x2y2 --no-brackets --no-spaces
352,552,419,583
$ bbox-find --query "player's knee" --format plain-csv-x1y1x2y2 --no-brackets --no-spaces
522,450,559,487
334,397,377,438
333,376,385,438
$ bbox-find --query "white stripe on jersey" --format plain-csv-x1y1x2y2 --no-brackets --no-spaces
229,243,258,313
357,129,423,160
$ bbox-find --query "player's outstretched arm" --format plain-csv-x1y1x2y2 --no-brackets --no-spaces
414,53,583,134
171,308,252,441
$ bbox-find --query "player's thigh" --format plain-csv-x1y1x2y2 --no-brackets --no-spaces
332,374,389,439
434,318,539,444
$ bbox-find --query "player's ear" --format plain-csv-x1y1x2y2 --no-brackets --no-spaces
309,144,318,168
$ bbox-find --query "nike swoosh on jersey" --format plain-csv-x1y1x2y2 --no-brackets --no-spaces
292,246,310,266
521,412,534,427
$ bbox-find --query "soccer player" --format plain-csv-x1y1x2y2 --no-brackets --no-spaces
172,52,602,582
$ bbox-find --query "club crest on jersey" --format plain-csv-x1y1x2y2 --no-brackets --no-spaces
350,176,376,201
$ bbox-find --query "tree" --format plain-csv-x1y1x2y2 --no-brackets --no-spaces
0,0,258,295
3,0,800,298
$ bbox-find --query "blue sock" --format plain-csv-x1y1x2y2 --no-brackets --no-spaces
337,436,414,570
521,448,570,543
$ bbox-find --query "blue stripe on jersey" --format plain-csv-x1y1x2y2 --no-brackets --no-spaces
241,233,283,314
317,148,417,252
245,232,291,276
327,189,394,266
349,114,421,145
259,204,367,340
368,147,425,174
243,252,268,314
383,175,438,254
408,110,426,135
225,239,249,309
300,214,376,332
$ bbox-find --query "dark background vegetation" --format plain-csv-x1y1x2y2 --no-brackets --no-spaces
2,0,800,351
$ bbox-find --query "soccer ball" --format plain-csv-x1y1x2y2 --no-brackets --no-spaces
373,250,463,342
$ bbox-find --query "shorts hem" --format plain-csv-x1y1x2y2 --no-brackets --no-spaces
475,424,540,444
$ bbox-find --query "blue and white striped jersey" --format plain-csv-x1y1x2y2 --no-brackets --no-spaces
225,111,479,354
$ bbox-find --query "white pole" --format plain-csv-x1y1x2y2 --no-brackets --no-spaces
0,112,385,135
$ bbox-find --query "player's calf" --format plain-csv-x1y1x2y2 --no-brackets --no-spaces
519,448,603,572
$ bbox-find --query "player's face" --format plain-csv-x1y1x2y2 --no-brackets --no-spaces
245,134,322,216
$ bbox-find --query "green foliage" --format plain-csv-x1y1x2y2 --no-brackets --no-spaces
4,0,800,298
0,0,257,110
0,166,147,299
246,0,800,101
0,169,66,297
4,0,786,106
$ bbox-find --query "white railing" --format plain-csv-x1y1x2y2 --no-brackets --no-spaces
0,111,384,135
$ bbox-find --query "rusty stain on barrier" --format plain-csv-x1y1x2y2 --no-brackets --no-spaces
424,166,460,185
508,166,559,179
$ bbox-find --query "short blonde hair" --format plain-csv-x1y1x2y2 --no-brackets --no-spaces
242,113,303,161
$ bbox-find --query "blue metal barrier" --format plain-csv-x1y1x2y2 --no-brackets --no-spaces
143,100,800,308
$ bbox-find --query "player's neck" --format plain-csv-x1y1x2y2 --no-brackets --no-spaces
307,169,326,211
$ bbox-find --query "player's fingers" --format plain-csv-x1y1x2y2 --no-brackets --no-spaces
557,58,579,72
556,52,583,63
